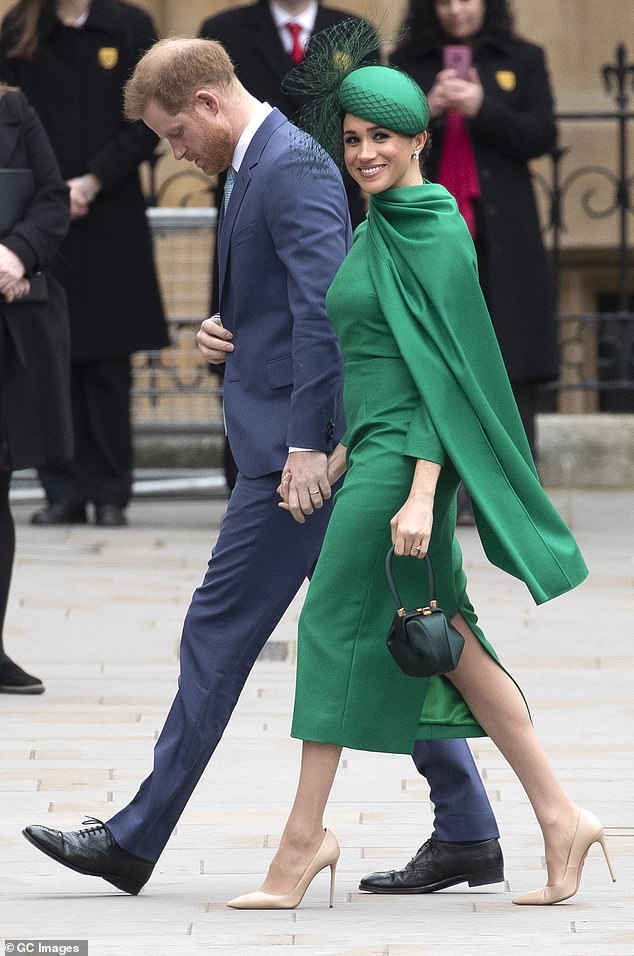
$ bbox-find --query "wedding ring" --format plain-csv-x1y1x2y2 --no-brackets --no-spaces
309,487,321,496
412,546,422,553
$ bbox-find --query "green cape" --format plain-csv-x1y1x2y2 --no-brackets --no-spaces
364,182,588,605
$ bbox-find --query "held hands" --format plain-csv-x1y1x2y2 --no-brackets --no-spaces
277,450,331,524
0,244,29,302
427,68,484,120
196,313,234,364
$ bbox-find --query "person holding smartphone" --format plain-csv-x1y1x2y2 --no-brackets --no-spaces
390,0,558,471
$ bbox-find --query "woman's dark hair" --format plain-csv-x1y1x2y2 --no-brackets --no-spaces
399,0,515,48
4,0,52,60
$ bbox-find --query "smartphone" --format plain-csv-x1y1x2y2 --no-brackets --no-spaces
443,45,472,80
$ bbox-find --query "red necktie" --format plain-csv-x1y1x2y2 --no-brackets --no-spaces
285,22,304,64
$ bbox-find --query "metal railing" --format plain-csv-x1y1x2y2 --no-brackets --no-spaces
535,45,634,403
132,205,223,433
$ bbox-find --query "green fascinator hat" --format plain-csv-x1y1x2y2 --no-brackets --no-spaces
338,66,430,137
282,18,430,170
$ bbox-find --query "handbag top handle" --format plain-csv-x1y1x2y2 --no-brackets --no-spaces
385,546,437,613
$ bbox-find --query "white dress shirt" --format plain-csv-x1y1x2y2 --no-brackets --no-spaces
269,1,318,57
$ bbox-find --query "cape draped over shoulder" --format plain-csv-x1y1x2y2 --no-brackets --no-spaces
364,182,587,605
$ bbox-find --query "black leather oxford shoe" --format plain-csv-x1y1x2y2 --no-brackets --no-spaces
359,838,504,894
94,504,127,526
23,818,154,895
30,502,88,525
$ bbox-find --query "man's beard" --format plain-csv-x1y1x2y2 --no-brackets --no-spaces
197,116,235,177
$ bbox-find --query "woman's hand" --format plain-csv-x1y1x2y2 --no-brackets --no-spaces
441,68,484,119
390,494,434,559
0,274,30,302
326,442,347,486
0,245,29,301
0,243,26,280
390,458,441,558
426,70,454,119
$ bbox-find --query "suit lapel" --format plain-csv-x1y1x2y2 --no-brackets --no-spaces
217,109,287,302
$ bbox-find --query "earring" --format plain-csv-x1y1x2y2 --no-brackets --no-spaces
412,151,420,160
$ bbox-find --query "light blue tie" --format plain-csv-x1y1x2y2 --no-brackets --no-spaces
223,166,236,211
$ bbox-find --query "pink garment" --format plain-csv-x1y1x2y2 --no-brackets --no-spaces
436,110,480,237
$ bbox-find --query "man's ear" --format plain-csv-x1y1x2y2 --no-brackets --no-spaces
194,89,220,114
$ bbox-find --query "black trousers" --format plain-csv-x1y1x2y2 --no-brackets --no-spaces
39,356,132,508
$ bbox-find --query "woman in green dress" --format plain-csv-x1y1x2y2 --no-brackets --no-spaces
227,49,614,911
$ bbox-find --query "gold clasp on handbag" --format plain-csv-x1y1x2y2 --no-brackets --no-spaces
416,600,438,616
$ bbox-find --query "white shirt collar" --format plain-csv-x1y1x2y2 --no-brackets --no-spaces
269,1,318,34
231,102,274,173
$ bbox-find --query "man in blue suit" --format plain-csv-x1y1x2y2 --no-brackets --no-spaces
22,37,502,896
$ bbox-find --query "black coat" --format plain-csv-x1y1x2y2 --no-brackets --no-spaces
0,89,72,470
198,0,379,228
0,0,168,361
391,34,558,383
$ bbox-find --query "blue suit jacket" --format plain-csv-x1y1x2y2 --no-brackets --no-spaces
217,109,351,478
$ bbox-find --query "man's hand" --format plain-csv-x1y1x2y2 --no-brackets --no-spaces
67,174,101,220
196,313,234,365
277,450,330,524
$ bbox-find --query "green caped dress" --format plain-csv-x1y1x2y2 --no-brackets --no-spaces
290,183,587,755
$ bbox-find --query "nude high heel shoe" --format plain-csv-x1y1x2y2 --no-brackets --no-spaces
512,808,616,905
227,829,340,910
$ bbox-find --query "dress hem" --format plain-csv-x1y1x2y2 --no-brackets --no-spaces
290,722,489,755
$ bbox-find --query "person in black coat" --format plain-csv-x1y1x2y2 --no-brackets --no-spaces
391,0,558,455
0,0,169,527
0,84,71,692
198,0,379,490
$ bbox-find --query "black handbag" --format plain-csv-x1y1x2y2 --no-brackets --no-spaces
385,546,465,678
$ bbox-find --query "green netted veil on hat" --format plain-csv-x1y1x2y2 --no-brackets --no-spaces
282,17,430,170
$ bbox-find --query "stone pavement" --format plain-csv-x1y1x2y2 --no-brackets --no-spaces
1,490,632,956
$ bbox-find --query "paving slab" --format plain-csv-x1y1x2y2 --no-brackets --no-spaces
1,491,632,955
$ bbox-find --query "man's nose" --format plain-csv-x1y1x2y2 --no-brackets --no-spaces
172,143,187,161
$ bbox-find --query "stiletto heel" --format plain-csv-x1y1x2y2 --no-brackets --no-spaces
227,829,340,910
598,832,617,883
328,859,337,908
513,808,616,905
